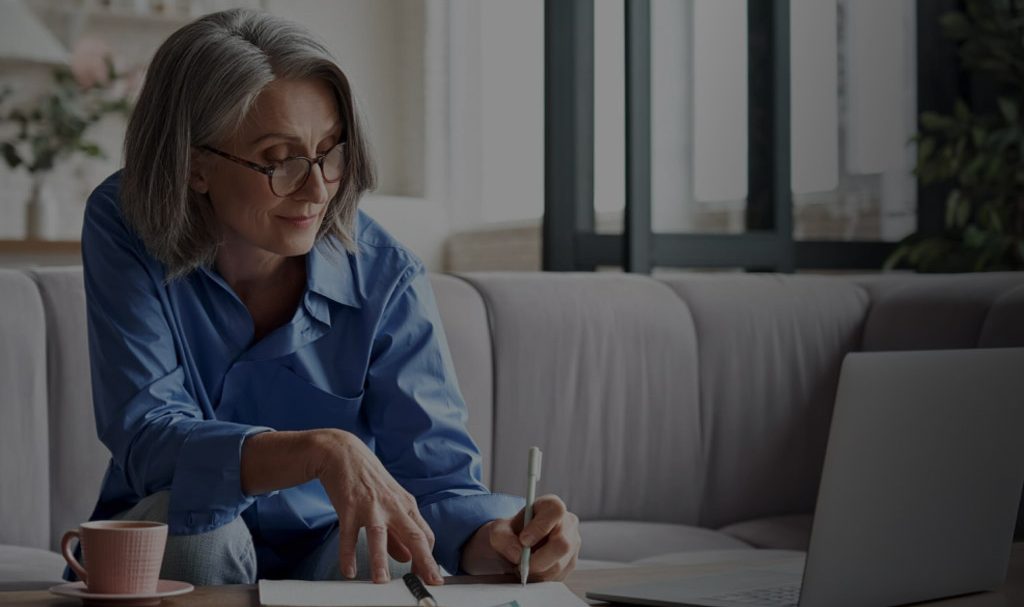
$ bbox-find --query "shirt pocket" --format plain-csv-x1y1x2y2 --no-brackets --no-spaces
220,362,366,433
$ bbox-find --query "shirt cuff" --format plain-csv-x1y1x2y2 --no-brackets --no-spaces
166,422,274,535
420,492,526,575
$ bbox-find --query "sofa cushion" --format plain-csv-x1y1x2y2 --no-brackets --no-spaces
975,283,1024,536
978,284,1024,348
0,270,50,551
858,273,1024,351
461,273,703,525
0,544,65,588
659,275,869,529
579,521,751,563
718,513,813,551
429,274,495,486
30,268,110,552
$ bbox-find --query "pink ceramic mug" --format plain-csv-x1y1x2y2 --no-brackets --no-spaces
60,521,168,594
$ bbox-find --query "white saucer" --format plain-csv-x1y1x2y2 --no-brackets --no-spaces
49,580,194,606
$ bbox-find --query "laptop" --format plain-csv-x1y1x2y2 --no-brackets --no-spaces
587,348,1024,607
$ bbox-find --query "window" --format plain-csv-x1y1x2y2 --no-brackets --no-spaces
544,0,940,272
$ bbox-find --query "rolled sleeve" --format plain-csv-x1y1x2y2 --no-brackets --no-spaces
420,493,525,574
168,422,274,534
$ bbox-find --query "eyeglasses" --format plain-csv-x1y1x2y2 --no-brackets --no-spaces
200,142,346,197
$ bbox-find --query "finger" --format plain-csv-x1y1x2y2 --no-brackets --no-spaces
488,518,523,564
566,552,578,576
531,557,570,582
520,496,567,547
509,506,526,534
403,500,436,551
393,516,444,585
387,533,412,563
525,526,573,573
366,524,391,583
529,543,577,583
337,522,360,580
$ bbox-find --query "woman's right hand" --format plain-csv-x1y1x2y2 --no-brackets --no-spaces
309,429,444,585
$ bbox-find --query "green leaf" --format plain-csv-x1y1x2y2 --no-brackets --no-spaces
962,155,987,183
964,224,989,248
105,56,117,82
920,112,957,133
981,202,1005,232
884,246,908,271
946,190,967,228
998,97,1019,123
971,126,986,147
77,141,103,157
0,141,22,168
918,137,937,163
954,99,972,122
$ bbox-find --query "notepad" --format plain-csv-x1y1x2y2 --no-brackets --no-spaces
258,579,589,607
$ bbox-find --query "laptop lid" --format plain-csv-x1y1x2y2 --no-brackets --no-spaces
799,348,1024,607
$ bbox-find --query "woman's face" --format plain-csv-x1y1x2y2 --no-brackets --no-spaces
191,78,344,260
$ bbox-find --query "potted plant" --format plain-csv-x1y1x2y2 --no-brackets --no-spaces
886,0,1024,272
0,39,137,239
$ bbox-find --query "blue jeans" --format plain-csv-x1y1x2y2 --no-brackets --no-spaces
109,491,414,585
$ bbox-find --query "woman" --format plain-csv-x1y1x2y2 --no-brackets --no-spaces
75,8,580,585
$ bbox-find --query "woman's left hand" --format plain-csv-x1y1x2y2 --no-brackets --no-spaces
460,494,581,581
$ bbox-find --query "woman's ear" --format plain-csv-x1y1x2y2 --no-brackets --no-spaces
188,149,210,194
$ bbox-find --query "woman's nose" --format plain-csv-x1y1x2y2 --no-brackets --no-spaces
297,163,330,204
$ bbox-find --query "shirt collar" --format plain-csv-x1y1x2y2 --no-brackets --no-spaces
307,237,362,311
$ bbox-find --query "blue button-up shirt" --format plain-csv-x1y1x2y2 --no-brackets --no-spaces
79,171,522,577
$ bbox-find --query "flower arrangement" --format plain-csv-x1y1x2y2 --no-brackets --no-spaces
0,38,139,175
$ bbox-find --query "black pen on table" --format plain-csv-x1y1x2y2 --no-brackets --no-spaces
403,573,523,607
403,572,438,607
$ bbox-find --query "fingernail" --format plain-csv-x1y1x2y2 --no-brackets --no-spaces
520,533,534,546
376,567,389,582
345,564,356,579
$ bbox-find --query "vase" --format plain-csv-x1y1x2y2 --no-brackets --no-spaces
25,174,60,240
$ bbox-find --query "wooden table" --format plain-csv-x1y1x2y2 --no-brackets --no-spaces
4,543,1022,606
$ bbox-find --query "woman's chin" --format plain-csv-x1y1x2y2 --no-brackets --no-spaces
265,233,318,258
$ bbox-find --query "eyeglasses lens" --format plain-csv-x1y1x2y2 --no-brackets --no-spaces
271,144,346,196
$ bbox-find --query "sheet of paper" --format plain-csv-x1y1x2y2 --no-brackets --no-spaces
258,578,589,607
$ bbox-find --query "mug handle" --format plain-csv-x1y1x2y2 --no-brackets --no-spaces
60,529,88,585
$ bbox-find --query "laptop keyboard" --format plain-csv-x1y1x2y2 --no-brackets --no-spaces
701,584,801,606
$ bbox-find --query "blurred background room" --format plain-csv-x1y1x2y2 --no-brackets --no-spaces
0,0,1019,275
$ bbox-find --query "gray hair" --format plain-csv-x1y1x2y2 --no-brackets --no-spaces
121,8,375,279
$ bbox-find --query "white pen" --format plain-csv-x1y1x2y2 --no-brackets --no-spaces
520,446,542,586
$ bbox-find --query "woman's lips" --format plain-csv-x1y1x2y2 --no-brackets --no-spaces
278,214,318,228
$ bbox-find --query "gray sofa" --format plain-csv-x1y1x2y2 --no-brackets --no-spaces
2,267,1023,589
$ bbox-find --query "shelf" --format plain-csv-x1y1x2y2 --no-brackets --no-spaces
0,240,81,255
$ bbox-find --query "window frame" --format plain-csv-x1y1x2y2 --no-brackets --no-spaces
543,0,964,272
